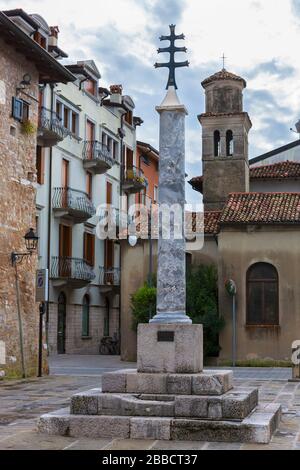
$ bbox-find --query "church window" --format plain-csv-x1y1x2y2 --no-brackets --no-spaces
226,130,234,156
246,263,279,326
214,130,221,157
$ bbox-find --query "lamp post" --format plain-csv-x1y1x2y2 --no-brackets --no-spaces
11,228,39,378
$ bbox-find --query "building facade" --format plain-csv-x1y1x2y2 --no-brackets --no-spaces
189,68,300,363
0,10,74,377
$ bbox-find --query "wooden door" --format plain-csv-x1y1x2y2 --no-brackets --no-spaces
61,159,69,207
106,181,112,204
86,120,95,159
59,224,72,277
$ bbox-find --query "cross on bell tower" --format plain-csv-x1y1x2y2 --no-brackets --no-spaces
154,24,189,90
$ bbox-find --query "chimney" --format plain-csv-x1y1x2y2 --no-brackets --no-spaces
110,84,123,104
49,26,59,47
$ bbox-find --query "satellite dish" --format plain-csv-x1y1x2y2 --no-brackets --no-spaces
295,120,300,134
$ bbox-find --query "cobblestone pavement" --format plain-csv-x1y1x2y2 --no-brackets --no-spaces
1,370,300,450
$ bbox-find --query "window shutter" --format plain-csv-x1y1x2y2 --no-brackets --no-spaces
12,97,23,121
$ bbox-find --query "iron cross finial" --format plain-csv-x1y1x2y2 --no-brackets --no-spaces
154,24,189,90
221,53,227,70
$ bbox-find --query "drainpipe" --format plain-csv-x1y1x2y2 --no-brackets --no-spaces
46,84,55,353
118,110,126,357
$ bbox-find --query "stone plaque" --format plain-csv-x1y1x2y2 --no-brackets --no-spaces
157,331,174,342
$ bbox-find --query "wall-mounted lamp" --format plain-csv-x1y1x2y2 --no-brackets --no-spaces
290,120,300,139
11,228,39,266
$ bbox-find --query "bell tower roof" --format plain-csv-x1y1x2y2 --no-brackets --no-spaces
201,68,246,88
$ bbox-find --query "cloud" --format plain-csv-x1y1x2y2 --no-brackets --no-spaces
0,0,299,204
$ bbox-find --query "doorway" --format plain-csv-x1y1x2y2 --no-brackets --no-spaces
57,292,66,354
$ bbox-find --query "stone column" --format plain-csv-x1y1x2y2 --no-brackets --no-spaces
150,86,191,325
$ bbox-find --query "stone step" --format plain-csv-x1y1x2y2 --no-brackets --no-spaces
70,387,258,421
37,403,281,444
102,369,233,396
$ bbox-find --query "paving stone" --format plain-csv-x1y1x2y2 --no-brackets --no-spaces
104,439,155,450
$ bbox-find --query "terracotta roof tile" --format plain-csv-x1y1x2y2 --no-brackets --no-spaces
250,161,300,179
220,193,300,225
201,69,246,88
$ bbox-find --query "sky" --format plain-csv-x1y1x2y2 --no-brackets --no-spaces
2,0,300,204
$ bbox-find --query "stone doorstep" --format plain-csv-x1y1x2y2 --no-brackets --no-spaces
70,388,258,421
37,403,282,444
101,369,233,396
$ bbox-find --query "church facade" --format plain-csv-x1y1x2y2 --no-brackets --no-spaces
189,69,300,363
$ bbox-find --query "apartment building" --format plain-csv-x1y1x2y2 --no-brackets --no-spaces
0,10,74,377
23,20,144,355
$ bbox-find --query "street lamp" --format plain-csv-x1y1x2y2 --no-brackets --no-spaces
11,228,39,378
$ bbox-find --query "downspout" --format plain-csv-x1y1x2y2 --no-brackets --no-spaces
46,84,54,352
119,110,125,357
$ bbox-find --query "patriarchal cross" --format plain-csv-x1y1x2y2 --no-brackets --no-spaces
154,24,189,90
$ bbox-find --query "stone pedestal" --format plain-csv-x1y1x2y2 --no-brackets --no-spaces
137,324,203,374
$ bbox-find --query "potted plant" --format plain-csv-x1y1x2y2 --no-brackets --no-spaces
21,119,36,136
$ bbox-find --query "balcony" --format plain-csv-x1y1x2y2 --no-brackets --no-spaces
83,141,114,174
52,187,96,223
99,267,120,293
37,107,69,147
51,257,96,288
122,165,147,193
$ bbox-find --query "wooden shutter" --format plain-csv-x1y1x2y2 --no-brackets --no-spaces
36,146,45,185
106,181,112,204
84,233,95,266
105,240,114,269
59,225,72,258
86,172,93,199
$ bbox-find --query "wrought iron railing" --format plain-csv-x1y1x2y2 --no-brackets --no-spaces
51,257,96,282
83,141,114,165
52,187,96,219
122,165,147,185
38,107,69,139
99,267,121,286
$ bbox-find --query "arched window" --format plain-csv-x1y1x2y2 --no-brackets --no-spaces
247,263,279,326
226,130,234,156
82,295,90,337
214,130,221,157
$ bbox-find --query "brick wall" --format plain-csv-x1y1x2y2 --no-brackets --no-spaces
0,37,40,377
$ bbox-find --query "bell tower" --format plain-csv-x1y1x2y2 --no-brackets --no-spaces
199,69,252,210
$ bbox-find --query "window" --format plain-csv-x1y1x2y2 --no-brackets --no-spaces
247,263,279,326
124,109,133,125
36,146,45,185
86,172,93,199
214,130,221,157
63,107,69,129
56,101,62,120
226,130,234,156
154,185,158,203
113,141,119,160
34,31,47,49
82,295,90,337
83,232,95,266
12,97,29,122
85,79,97,96
71,112,78,135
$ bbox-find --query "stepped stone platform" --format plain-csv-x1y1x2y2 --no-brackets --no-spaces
38,325,281,443
38,369,281,444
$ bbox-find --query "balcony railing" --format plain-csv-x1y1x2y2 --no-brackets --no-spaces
51,256,96,287
99,267,120,287
82,141,114,174
52,187,96,223
122,165,147,193
37,107,69,147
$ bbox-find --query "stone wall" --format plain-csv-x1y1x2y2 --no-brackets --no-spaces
0,37,39,377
